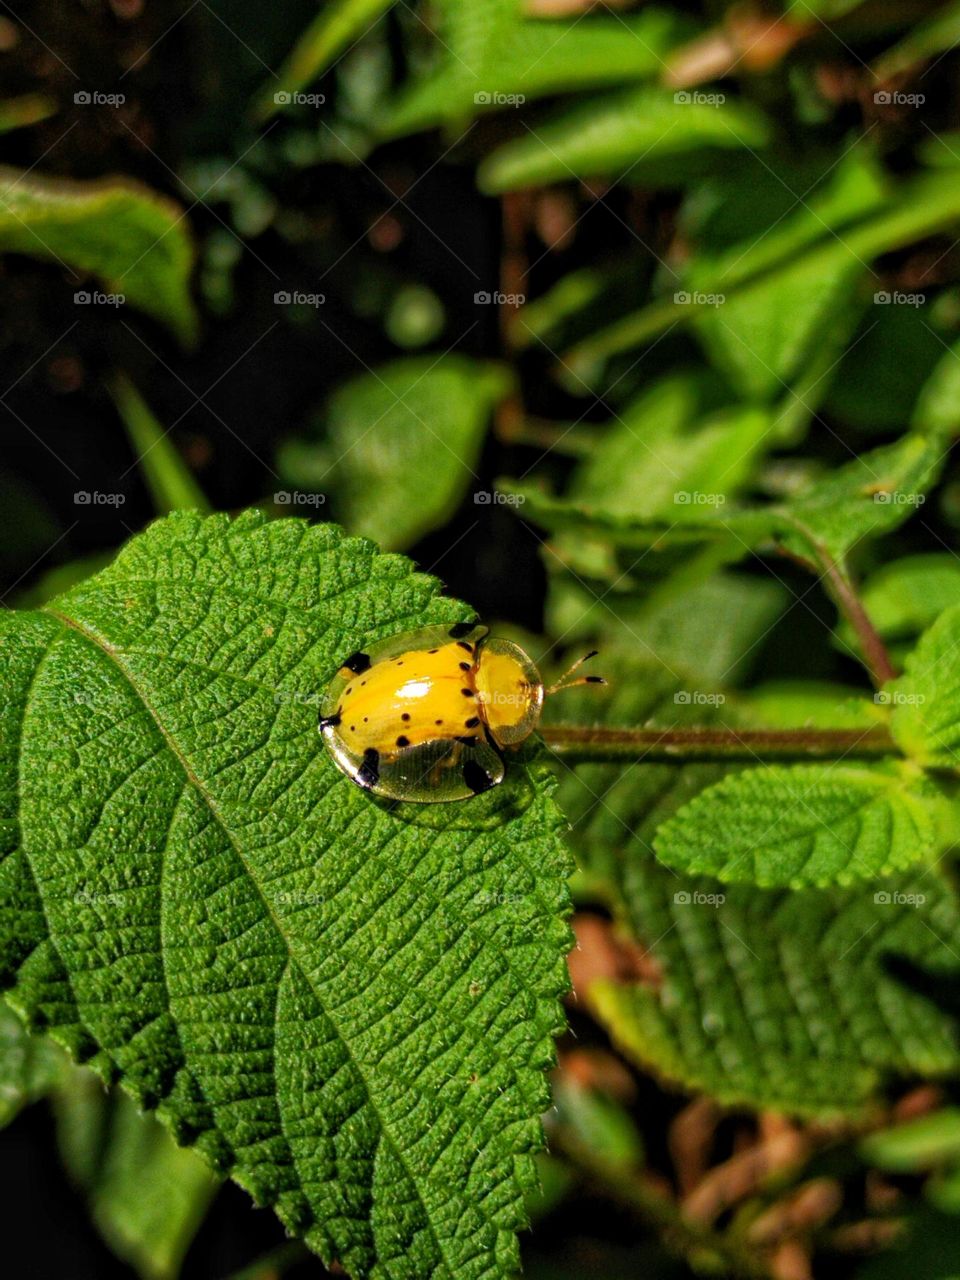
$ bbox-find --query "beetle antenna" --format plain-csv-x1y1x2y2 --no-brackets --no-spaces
546,650,607,696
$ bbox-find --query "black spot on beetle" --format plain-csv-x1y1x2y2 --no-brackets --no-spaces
463,759,495,794
318,710,341,729
459,661,471,671
449,622,476,639
428,648,438,654
435,719,443,725
401,713,411,722
357,747,380,788
461,688,474,698
396,735,410,748
457,641,474,654
342,651,371,674
465,716,480,728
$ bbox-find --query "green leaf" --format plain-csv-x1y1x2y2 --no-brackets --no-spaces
873,0,960,81
282,356,510,550
890,603,960,768
251,0,395,122
0,168,197,344
549,655,960,1115
109,373,210,515
565,165,960,379
915,335,960,437
477,87,771,193
55,1072,219,1280
685,147,886,399
861,1109,960,1172
653,762,942,889
0,999,68,1127
379,10,692,137
0,93,56,134
0,510,573,1280
761,429,952,564
504,427,952,568
568,390,773,521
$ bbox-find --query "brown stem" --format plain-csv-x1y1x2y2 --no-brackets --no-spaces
541,725,896,763
776,535,896,689
818,553,897,688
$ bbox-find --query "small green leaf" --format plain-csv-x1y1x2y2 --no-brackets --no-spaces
109,374,210,515
505,427,951,569
0,168,197,344
0,93,56,134
379,10,691,137
861,1110,960,1173
565,165,960,378
477,87,771,193
282,356,510,550
1,510,573,1280
890,603,960,768
0,1000,68,1127
653,763,941,888
551,655,960,1115
251,0,395,122
767,430,952,564
914,334,960,437
873,0,960,81
55,1072,219,1280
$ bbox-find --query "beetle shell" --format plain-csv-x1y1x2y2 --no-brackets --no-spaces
319,623,544,803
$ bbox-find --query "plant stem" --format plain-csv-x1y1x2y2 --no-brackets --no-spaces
541,725,896,763
817,553,897,688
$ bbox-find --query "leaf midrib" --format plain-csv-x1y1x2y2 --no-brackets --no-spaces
45,606,461,1280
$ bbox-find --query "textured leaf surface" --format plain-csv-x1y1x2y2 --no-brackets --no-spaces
281,356,510,550
0,510,573,1280
55,1071,219,1280
890,603,960,768
477,87,770,193
548,654,960,1114
504,429,951,566
0,168,197,344
653,763,941,888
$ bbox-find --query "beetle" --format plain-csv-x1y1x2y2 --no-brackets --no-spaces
318,621,604,802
